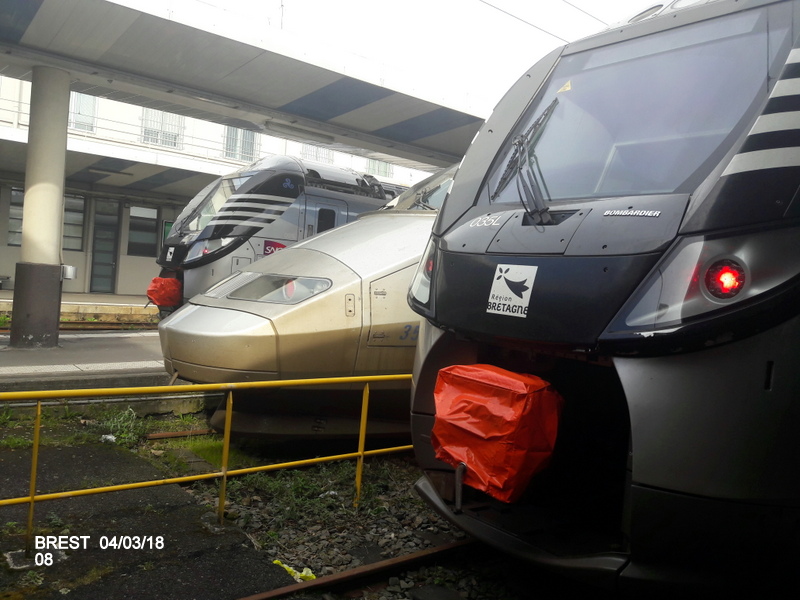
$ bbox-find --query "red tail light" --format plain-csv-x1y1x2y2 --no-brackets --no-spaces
705,260,745,299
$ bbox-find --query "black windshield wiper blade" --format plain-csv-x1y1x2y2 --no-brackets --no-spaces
516,133,553,225
491,97,560,205
412,188,436,210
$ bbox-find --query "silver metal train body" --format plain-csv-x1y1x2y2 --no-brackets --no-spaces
157,154,398,301
407,0,800,593
158,166,455,387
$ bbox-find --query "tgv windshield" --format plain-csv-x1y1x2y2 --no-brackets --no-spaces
485,8,777,206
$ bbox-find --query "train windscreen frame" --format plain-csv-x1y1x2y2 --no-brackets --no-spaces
449,8,774,226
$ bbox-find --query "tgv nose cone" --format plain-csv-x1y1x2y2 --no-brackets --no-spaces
159,304,278,383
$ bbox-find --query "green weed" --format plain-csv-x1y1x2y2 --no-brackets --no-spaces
0,435,32,449
0,405,13,427
45,512,65,529
18,570,44,588
99,407,147,448
2,521,23,535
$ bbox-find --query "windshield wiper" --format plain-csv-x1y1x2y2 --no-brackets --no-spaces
412,188,436,210
491,98,559,224
515,132,553,225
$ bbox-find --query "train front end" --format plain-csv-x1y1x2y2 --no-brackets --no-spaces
408,0,800,593
155,155,390,304
155,155,309,306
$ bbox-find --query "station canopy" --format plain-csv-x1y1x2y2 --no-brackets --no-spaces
0,0,484,201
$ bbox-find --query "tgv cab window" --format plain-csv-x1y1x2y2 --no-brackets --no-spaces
483,8,781,207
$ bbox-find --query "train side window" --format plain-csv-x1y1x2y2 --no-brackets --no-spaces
318,208,337,233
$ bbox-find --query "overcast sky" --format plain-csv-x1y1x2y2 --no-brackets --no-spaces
113,0,660,117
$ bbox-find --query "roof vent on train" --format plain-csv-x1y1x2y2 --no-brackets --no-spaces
612,0,721,27
627,4,665,23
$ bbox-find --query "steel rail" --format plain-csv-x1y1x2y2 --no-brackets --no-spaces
237,540,474,600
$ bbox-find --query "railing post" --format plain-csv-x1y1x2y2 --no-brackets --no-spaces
25,400,42,557
354,383,370,508
217,391,233,525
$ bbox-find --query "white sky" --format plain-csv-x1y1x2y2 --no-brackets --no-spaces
114,0,660,117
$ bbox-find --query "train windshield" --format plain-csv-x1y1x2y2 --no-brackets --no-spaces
389,166,457,212
482,7,776,209
168,174,254,239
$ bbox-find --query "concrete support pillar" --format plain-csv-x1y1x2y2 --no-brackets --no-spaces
10,66,71,348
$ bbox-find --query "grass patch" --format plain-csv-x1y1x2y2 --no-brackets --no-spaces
2,521,23,536
0,405,13,427
2,405,212,450
98,407,147,447
68,565,115,588
144,411,208,433
149,436,255,472
0,435,32,449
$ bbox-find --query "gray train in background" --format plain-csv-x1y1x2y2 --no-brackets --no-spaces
155,155,403,303
408,0,800,594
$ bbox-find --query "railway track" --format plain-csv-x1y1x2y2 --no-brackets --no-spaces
59,321,157,330
239,540,473,600
235,537,614,600
0,321,158,333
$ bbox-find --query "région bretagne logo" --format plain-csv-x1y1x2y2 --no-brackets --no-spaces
486,264,538,318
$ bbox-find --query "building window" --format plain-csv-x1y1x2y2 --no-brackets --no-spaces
68,92,97,132
141,108,184,148
367,159,394,178
224,126,259,162
8,188,22,246
127,206,159,257
63,194,86,251
8,189,85,251
301,144,333,164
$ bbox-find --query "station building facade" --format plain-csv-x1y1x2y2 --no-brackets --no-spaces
0,75,424,297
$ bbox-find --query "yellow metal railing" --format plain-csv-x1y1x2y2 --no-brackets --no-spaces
0,374,413,555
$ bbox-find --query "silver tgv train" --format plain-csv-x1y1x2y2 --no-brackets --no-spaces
156,154,400,302
408,0,800,594
158,166,455,389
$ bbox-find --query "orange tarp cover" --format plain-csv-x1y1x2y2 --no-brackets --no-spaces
146,276,182,308
431,364,563,503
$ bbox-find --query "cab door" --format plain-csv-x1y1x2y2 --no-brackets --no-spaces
353,266,420,376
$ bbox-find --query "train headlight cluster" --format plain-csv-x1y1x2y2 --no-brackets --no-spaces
602,225,800,348
185,237,238,265
210,273,332,305
408,238,437,316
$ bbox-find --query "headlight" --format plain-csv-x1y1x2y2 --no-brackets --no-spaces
408,238,437,317
185,237,237,264
211,273,332,305
601,225,800,351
